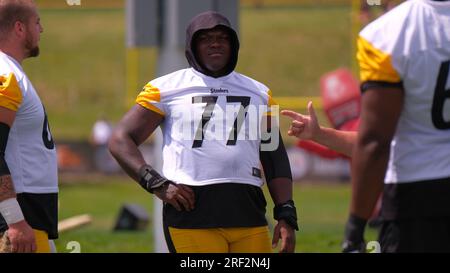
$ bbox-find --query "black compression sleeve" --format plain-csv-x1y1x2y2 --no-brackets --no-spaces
260,131,292,183
0,122,11,176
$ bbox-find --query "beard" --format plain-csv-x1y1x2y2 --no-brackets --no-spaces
25,34,40,58
27,46,40,58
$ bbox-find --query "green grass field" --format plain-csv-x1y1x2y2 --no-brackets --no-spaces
17,2,377,253
55,176,377,253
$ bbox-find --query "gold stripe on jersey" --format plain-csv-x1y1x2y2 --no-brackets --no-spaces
265,89,277,117
136,83,165,116
0,73,22,112
357,36,401,83
268,89,277,107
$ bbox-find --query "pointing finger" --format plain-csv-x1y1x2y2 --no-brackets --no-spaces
281,110,302,121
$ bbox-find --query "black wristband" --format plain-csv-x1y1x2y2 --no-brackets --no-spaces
344,214,367,243
342,214,367,253
0,123,11,176
273,200,299,231
138,164,169,194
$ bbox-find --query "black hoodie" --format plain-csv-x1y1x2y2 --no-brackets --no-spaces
185,11,240,78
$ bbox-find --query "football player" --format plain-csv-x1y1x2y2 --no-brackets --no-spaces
109,11,298,253
0,0,58,253
283,0,450,253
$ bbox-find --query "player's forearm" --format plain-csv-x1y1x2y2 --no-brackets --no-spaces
109,105,164,183
261,133,294,204
108,130,147,182
349,138,388,219
314,127,356,157
0,175,26,225
348,87,403,219
267,178,293,205
267,177,299,231
0,175,16,201
0,121,16,201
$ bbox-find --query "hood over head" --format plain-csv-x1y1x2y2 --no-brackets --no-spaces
185,11,239,78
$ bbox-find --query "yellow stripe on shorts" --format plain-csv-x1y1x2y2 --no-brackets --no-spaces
33,229,51,253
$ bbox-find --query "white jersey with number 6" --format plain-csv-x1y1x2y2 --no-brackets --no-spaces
357,0,450,184
0,51,58,193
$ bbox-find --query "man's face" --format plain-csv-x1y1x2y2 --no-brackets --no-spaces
195,26,231,76
24,9,43,58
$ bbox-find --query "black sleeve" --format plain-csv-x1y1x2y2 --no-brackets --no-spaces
0,122,11,176
260,130,292,183
360,80,403,93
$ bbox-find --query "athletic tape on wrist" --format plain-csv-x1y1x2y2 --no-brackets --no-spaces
0,198,25,225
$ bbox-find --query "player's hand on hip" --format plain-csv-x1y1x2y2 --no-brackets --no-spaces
281,101,320,141
272,219,296,253
7,220,37,253
154,182,195,211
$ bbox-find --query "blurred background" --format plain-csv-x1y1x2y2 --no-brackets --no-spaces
28,0,402,252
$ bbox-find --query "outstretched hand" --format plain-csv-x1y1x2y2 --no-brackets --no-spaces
281,101,320,141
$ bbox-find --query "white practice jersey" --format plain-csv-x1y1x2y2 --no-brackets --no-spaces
357,0,450,184
0,51,58,193
136,68,275,187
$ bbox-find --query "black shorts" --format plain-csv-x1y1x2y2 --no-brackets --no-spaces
379,218,450,253
0,192,58,239
163,183,268,229
162,183,268,253
379,177,450,252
